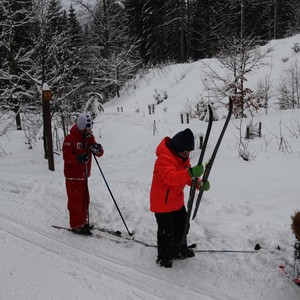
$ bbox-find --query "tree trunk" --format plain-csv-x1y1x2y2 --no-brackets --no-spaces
274,0,278,39
116,66,120,98
180,0,185,63
14,103,22,130
186,0,191,60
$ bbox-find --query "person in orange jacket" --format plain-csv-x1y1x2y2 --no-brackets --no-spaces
63,113,104,236
150,128,210,267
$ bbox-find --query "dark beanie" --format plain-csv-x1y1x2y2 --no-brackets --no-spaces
170,128,195,153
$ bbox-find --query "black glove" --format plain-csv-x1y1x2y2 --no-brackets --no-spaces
77,153,89,164
90,144,103,155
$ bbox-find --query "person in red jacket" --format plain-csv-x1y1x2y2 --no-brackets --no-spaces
63,113,104,236
150,128,210,268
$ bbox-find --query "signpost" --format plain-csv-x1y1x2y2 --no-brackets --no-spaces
42,83,55,171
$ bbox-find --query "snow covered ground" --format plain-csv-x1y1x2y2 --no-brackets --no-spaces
1,34,300,299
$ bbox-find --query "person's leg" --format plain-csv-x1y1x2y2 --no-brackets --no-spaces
173,206,194,259
173,206,187,246
82,179,90,227
66,180,86,228
155,212,174,267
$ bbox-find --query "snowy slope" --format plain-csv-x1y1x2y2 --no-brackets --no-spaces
1,34,300,299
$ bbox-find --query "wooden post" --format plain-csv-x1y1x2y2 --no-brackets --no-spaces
153,120,156,136
199,134,203,149
245,125,251,139
42,83,54,171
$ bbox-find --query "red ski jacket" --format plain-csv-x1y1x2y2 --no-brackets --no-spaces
150,137,192,213
63,125,103,179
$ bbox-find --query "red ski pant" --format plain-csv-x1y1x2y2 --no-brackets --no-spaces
66,179,90,228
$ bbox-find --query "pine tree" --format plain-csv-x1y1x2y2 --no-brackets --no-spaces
142,0,168,64
0,0,36,130
85,0,142,99
42,0,65,83
124,0,147,61
165,0,186,63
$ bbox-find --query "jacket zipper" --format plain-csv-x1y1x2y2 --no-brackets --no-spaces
165,189,169,204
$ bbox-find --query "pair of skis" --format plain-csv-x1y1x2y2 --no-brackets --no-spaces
52,224,149,246
292,240,300,285
279,241,300,286
53,224,290,257
182,98,233,245
52,224,270,253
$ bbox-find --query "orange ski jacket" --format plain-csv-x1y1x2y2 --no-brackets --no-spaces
150,137,192,213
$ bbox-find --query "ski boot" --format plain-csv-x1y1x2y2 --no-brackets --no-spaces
71,227,92,236
293,240,300,285
156,257,173,268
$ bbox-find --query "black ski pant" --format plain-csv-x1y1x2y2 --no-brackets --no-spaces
155,205,188,260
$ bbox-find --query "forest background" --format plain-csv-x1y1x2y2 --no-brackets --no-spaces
1,0,300,145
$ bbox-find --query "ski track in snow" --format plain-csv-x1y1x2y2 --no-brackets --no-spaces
0,213,216,300
1,120,300,299
0,208,299,300
1,116,300,299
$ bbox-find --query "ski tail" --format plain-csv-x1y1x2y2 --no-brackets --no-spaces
294,240,300,282
192,97,233,220
181,105,213,245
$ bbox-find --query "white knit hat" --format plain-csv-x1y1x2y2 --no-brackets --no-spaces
77,113,93,130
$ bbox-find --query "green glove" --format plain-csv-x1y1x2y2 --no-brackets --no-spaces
188,164,204,178
201,180,210,191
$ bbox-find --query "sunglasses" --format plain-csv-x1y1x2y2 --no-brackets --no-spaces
85,117,93,128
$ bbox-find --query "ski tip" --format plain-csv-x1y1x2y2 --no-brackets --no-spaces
278,265,287,273
254,243,261,250
293,278,300,285
254,243,281,251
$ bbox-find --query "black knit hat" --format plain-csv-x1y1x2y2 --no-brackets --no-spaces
170,128,195,153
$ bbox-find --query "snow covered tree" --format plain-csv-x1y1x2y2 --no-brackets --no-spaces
165,0,187,63
222,36,268,118
35,0,86,113
254,73,272,115
84,92,104,119
142,0,170,64
78,0,142,99
278,61,300,110
0,0,36,130
125,0,148,62
193,0,226,61
204,34,270,118
123,0,300,64
42,0,67,84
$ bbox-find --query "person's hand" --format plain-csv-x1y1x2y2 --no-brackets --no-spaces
201,180,210,191
188,164,204,178
90,144,103,155
77,153,89,164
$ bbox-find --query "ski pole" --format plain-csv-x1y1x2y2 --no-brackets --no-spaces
92,154,133,236
83,127,90,227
